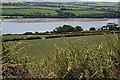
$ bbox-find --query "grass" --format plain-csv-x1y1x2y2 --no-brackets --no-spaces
1,8,107,16
2,34,120,78
1,9,58,15
1,2,116,17
1,6,59,10
3,34,116,60
1,6,27,9
95,2,118,6
63,10,107,16
2,35,54,40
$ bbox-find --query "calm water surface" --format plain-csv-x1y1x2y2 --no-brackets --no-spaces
2,18,118,34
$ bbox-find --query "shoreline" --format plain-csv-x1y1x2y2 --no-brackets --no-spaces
3,18,115,23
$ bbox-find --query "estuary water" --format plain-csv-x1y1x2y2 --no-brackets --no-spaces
1,18,118,34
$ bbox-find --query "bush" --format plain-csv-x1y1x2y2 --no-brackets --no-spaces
23,32,33,35
25,36,42,40
2,36,42,42
104,33,120,78
2,42,30,79
45,35,62,39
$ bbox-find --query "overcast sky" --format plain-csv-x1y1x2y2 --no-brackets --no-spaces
1,0,119,2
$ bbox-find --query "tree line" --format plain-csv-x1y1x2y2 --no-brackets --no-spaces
2,11,119,18
3,23,120,41
3,23,120,36
4,23,119,36
53,23,120,33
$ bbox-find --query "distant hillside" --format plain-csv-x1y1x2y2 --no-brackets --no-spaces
1,2,119,18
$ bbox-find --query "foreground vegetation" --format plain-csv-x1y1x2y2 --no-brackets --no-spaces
2,34,120,79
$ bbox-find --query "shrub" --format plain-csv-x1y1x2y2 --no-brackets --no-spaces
23,32,33,35
45,35,62,39
2,42,30,79
2,36,42,42
25,36,42,40
104,33,120,78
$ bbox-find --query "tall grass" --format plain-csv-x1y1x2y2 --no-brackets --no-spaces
2,34,120,79
2,42,30,79
104,33,120,78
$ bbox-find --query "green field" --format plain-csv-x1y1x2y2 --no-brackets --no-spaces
3,34,120,78
1,2,118,18
1,6,27,8
63,10,107,15
3,34,115,60
0,6,59,10
1,7,107,16
94,2,118,6
1,8,58,15
46,2,118,8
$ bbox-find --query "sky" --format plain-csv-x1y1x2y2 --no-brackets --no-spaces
1,0,119,2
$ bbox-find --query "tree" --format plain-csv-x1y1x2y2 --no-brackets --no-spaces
101,23,119,31
101,26,108,30
23,32,33,35
62,25,74,32
107,23,118,30
73,26,83,32
35,31,39,35
55,26,63,33
117,27,120,30
45,31,49,34
89,27,96,31
55,25,74,33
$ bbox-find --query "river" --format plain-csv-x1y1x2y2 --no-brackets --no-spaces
1,18,118,34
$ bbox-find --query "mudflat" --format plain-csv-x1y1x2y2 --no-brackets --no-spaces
3,18,110,23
